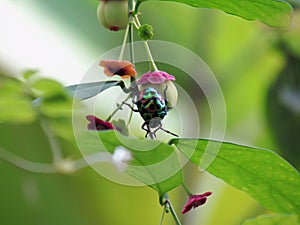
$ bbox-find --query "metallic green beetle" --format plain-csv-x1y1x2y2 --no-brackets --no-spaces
125,87,178,138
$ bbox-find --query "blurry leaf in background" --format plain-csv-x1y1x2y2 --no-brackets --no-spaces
0,77,36,123
266,47,300,170
138,0,293,27
242,214,300,225
266,11,300,170
170,139,300,217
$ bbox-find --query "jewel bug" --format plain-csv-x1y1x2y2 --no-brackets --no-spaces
124,86,178,138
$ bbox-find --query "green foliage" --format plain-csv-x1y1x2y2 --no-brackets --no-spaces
169,139,300,217
137,0,293,27
242,214,300,225
0,77,36,123
266,47,300,169
79,131,183,197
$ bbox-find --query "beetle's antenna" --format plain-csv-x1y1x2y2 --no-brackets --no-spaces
159,127,179,137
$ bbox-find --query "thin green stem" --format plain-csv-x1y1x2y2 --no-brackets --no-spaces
70,152,112,172
105,94,131,121
162,194,182,225
39,117,63,163
143,41,158,71
127,105,134,126
118,24,130,61
133,0,141,14
167,201,182,225
133,15,158,72
159,205,167,225
182,182,193,196
0,146,56,173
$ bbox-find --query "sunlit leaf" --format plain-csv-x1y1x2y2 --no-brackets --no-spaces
242,214,299,225
0,77,35,123
169,139,300,216
138,0,293,27
79,131,183,197
31,78,66,98
66,81,127,100
22,70,38,80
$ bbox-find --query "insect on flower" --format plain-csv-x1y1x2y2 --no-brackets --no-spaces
124,86,178,138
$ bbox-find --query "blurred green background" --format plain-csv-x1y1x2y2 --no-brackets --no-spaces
0,0,299,225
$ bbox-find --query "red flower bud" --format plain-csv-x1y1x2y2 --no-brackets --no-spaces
86,115,115,131
181,192,212,214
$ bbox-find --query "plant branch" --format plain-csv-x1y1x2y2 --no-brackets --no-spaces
69,152,112,172
133,15,158,71
182,182,193,196
163,194,182,225
118,24,130,61
0,146,56,173
105,94,131,121
39,117,63,163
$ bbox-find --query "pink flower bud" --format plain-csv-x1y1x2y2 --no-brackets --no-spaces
137,71,178,108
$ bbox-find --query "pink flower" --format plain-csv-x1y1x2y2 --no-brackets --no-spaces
137,71,175,85
137,71,177,109
99,60,137,79
181,192,212,214
86,115,115,131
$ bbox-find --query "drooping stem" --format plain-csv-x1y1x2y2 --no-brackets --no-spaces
133,15,158,72
126,105,134,126
167,201,182,225
69,152,112,172
159,204,167,225
106,94,131,121
128,20,135,69
39,117,63,163
162,194,182,225
118,24,130,61
182,182,193,196
144,41,158,71
0,146,56,173
128,11,140,105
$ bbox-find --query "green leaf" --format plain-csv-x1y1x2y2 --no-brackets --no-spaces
138,0,293,27
242,214,299,225
31,78,66,98
66,81,127,100
169,139,300,216
0,77,36,123
79,131,183,197
22,69,38,80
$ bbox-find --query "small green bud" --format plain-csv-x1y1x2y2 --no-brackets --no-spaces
97,0,128,31
138,24,154,40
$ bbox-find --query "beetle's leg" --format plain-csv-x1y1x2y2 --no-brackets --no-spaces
143,123,156,139
159,127,179,137
152,122,179,137
123,101,139,112
142,122,150,137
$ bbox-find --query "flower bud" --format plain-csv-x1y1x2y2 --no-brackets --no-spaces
137,71,178,109
138,24,154,40
97,0,128,31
